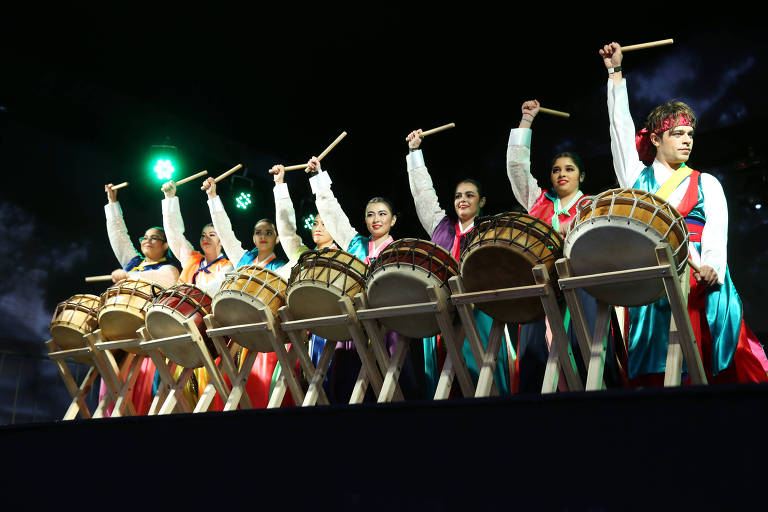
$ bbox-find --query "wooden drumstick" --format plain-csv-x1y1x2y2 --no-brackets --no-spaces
299,131,348,172
283,164,310,171
622,38,674,52
201,164,243,189
174,170,208,186
110,182,129,190
539,107,570,118
419,123,456,138
85,275,114,283
687,259,701,274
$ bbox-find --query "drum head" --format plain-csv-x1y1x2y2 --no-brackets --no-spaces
145,309,207,368
460,244,545,323
212,294,275,353
366,268,444,338
97,309,146,352
565,217,668,306
287,283,349,342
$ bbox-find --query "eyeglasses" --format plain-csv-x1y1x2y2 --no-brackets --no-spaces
139,236,166,243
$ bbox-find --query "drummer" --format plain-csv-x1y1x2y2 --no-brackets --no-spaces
600,42,768,385
159,180,234,408
405,130,513,397
307,156,427,401
201,177,289,408
102,183,182,415
506,100,627,392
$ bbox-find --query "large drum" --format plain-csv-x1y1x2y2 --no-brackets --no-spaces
212,265,288,352
460,211,563,323
366,238,458,338
564,188,689,306
98,278,165,348
145,284,214,368
287,248,367,341
50,294,101,364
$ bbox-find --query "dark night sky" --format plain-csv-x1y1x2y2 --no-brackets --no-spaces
2,9,768,349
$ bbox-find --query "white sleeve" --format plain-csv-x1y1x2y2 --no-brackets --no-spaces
127,265,180,289
310,170,359,252
105,201,140,268
406,149,447,237
607,78,646,188
506,128,542,212
699,173,728,284
162,196,196,268
207,195,246,268
274,182,307,263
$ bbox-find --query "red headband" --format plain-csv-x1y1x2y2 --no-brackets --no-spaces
635,114,693,163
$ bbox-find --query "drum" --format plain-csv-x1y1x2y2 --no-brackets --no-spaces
145,284,214,368
460,211,563,323
564,188,689,306
212,265,288,352
98,279,165,348
287,248,367,341
50,294,100,364
366,238,458,338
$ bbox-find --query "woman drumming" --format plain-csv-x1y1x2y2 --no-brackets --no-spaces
405,131,513,397
506,99,626,392
201,177,288,408
103,183,182,415
160,180,234,407
308,156,426,400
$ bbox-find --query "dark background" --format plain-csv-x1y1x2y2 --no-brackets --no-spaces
2,9,767,357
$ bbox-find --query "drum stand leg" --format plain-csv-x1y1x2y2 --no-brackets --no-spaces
46,340,100,420
84,330,141,417
353,292,406,404
203,314,255,412
255,307,305,408
338,296,385,402
277,307,331,407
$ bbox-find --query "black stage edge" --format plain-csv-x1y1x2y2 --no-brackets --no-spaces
3,384,768,511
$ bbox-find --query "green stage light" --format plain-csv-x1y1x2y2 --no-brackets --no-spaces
235,192,252,209
303,214,315,231
153,159,175,180
148,144,179,181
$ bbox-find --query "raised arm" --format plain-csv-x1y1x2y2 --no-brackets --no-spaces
104,183,140,268
269,164,307,262
307,157,359,252
202,177,247,267
161,180,196,268
601,42,645,188
506,100,544,211
404,129,447,237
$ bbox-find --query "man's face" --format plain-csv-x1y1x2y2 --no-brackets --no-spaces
653,125,694,166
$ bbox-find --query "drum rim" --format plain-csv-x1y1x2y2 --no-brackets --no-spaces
462,212,562,266
151,284,212,312
367,237,458,276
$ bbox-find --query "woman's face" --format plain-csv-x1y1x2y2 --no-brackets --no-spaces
365,202,396,239
454,182,484,223
252,221,278,255
550,157,582,199
199,225,222,258
140,228,168,261
312,214,334,248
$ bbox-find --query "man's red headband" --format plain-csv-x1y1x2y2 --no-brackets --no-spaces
635,114,693,163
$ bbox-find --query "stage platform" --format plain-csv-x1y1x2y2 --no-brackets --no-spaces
3,384,767,510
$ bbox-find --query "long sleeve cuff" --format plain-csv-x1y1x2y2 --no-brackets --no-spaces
508,127,532,147
104,201,123,220
406,149,425,170
161,196,180,215
309,170,333,195
273,182,290,200
207,195,226,213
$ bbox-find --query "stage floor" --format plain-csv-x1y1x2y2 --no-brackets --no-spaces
3,384,766,510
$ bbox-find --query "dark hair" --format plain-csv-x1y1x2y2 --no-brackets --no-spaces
365,197,397,217
200,222,214,235
253,218,277,233
550,152,586,180
645,101,697,134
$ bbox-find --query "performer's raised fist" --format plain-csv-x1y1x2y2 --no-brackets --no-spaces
521,99,540,121
599,42,622,69
201,177,217,198
161,180,176,198
406,129,423,150
270,164,286,184
305,156,322,174
105,184,117,203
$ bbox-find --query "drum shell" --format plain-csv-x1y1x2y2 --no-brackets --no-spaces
49,294,101,365
212,266,288,352
564,188,689,306
145,284,214,368
287,249,367,341
365,238,458,338
98,279,165,350
460,212,562,323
